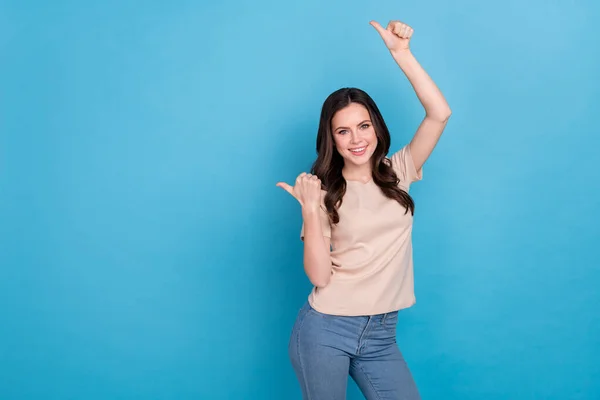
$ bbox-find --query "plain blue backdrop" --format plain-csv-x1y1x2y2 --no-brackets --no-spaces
1,0,599,399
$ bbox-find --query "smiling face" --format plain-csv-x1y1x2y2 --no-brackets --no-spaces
331,102,378,176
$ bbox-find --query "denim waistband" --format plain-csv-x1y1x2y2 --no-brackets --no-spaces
303,301,399,323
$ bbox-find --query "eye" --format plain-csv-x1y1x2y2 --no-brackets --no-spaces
337,129,347,135
360,123,370,129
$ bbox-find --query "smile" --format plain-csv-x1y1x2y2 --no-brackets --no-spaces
349,146,367,155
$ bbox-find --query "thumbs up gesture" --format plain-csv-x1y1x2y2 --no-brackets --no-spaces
276,173,323,214
370,20,414,52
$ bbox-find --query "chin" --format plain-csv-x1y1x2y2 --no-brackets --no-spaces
344,154,373,166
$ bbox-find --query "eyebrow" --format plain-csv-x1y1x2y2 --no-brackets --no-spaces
334,120,371,131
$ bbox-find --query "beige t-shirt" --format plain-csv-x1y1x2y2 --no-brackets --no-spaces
300,144,423,316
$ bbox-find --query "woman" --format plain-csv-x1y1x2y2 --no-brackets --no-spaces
276,19,451,399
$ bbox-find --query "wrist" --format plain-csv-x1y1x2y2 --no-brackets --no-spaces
390,47,412,59
302,206,320,218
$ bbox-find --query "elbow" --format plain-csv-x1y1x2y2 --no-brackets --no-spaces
304,257,333,288
442,109,452,122
428,108,452,123
312,277,330,288
310,277,330,289
309,270,331,288
441,108,452,122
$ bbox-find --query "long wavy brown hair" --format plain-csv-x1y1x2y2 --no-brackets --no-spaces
310,87,415,224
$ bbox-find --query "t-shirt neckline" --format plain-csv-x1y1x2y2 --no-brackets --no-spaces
346,178,373,185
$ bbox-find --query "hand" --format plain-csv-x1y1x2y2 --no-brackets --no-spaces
370,20,414,53
276,173,322,213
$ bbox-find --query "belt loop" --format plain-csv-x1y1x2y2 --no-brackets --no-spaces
382,312,387,324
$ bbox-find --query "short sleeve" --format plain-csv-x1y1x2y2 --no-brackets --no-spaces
389,144,423,190
300,190,331,241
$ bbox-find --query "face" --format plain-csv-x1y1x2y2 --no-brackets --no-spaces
331,102,378,169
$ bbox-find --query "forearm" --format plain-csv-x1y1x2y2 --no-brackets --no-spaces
302,209,332,288
391,49,452,121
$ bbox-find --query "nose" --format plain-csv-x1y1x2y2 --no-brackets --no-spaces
350,130,360,144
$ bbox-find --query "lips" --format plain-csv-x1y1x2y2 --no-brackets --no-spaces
349,145,367,156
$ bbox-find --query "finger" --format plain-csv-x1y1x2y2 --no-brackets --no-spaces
407,27,414,38
369,20,387,36
396,23,406,36
296,173,307,183
276,182,295,197
398,24,405,37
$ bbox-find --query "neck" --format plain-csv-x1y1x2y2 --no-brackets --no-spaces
342,163,372,182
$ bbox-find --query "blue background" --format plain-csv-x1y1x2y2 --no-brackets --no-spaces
1,0,599,399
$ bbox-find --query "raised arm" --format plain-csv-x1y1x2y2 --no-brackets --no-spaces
371,20,452,172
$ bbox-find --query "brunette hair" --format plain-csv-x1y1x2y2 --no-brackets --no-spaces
310,87,415,224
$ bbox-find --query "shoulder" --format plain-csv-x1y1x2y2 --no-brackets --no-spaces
388,145,423,188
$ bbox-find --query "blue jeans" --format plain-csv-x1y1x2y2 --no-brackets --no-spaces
288,301,420,400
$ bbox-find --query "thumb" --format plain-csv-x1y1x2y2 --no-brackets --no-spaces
276,182,296,198
369,20,387,36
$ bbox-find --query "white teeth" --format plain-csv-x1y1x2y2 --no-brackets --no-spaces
350,147,366,153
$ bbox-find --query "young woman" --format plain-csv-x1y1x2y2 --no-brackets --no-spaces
276,19,451,399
